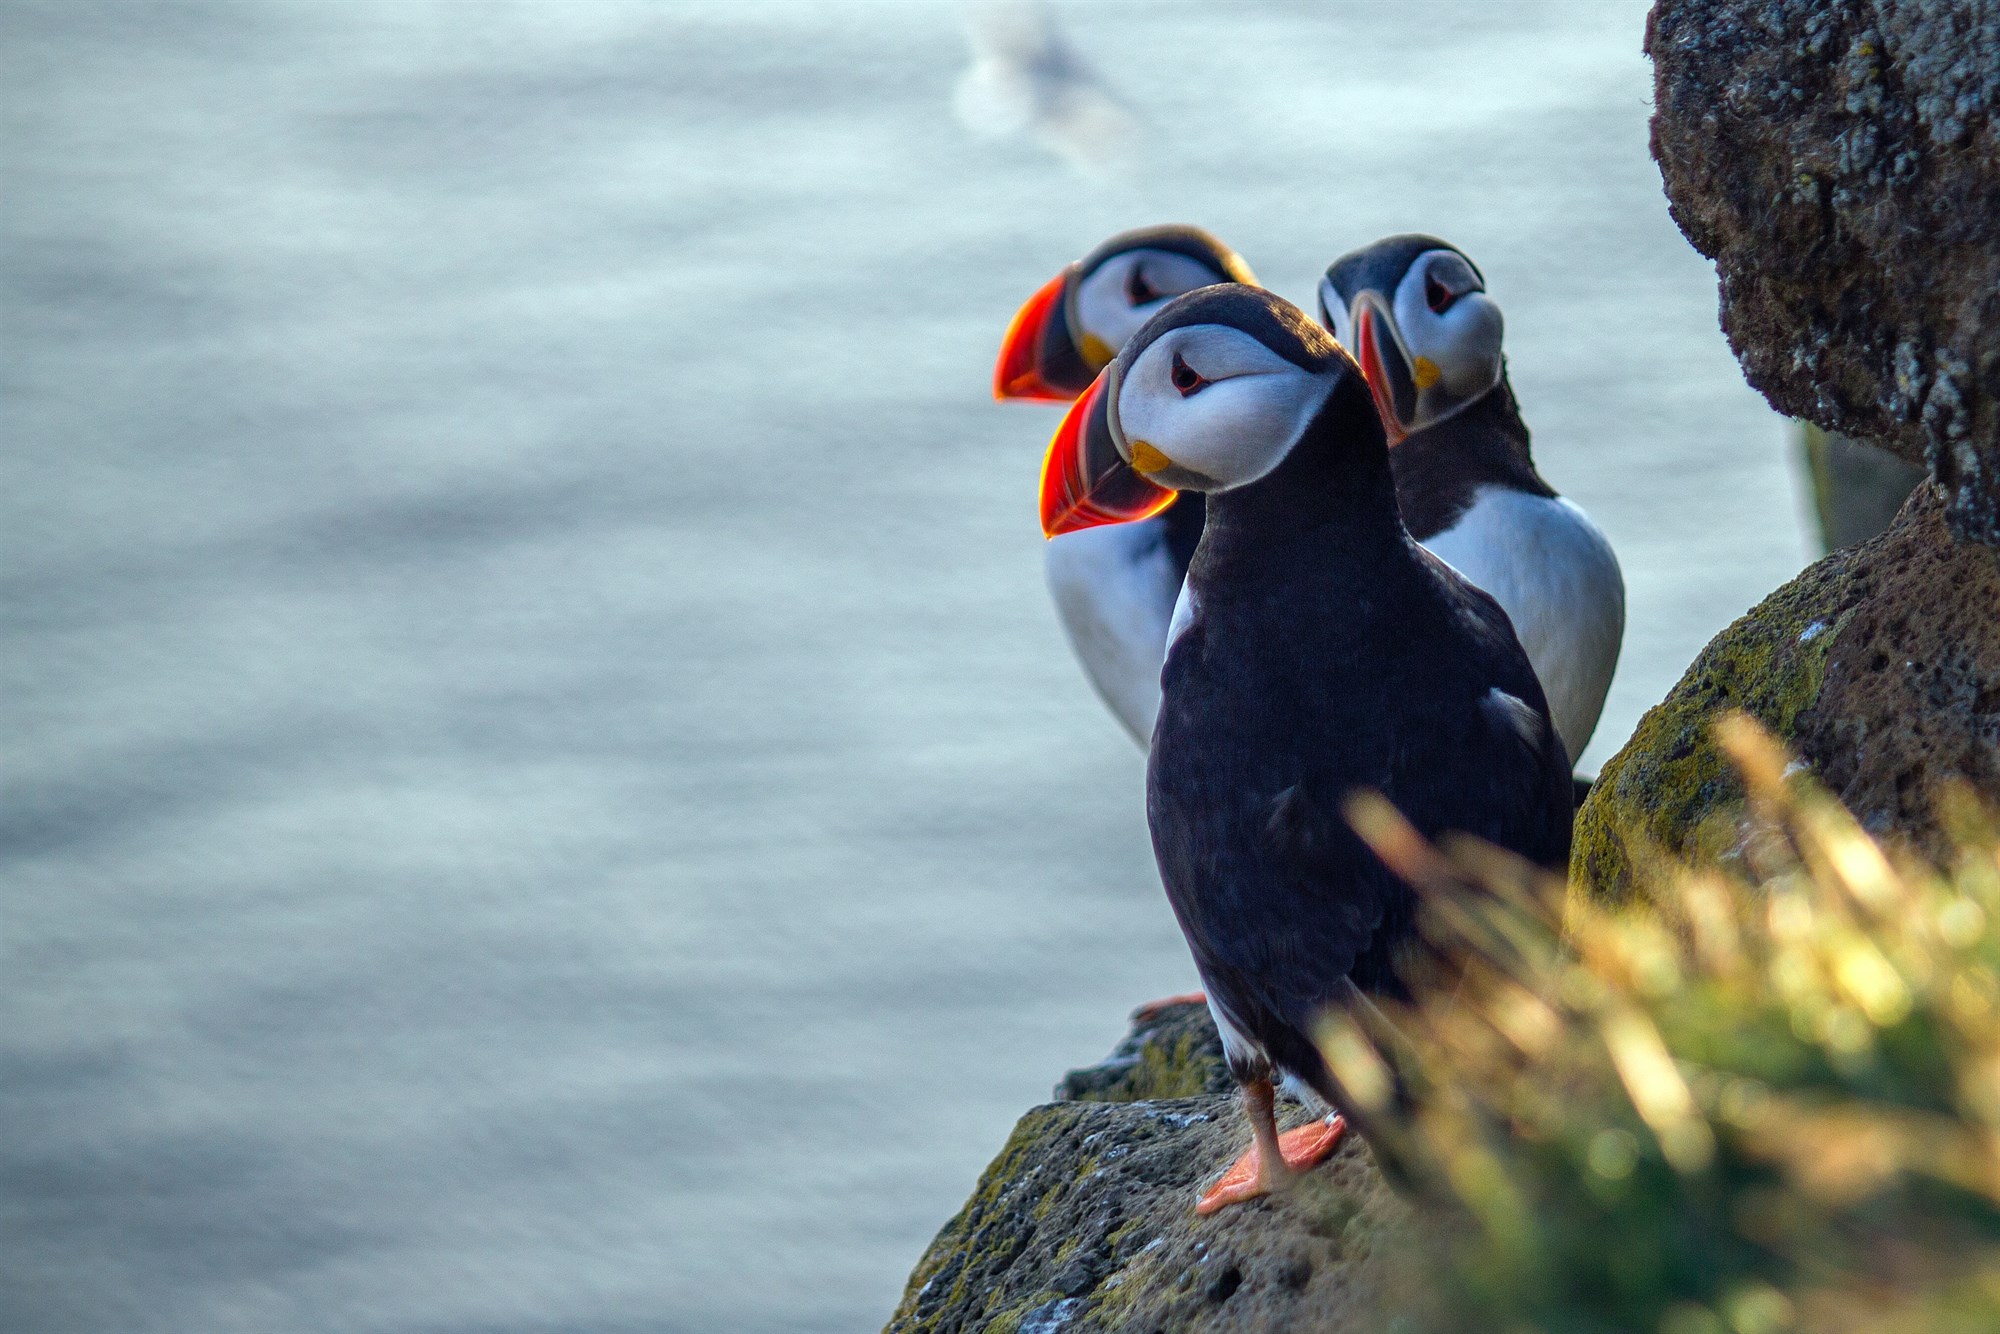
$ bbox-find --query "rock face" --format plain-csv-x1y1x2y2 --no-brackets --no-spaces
1647,0,2000,545
1578,2,2000,894
885,1003,1412,1333
1575,483,2000,895
1051,999,1233,1104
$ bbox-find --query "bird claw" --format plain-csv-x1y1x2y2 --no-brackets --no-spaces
1195,1115,1347,1215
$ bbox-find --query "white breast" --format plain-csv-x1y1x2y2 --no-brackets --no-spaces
1043,518,1184,749
1421,487,1625,764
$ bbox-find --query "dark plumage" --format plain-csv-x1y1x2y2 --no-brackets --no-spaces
1319,233,1627,767
1385,378,1554,539
1321,232,1459,319
1320,231,1553,539
1159,490,1206,583
1127,288,1574,1131
1076,223,1256,283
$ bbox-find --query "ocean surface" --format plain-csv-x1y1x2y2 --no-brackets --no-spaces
2,2,1812,1330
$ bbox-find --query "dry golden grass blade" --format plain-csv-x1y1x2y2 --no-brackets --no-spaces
1415,894,1545,989
1716,712,1908,921
1823,928,1914,1027
1439,834,1566,923
1713,710,1791,804
1785,790,1905,923
1741,1101,2000,1208
1677,870,1749,978
1345,792,1555,986
1564,910,1684,1005
1438,835,1572,972
1316,728,2000,1333
1317,1011,1397,1117
1344,790,1460,894
1597,1003,1715,1172
1478,976,1565,1060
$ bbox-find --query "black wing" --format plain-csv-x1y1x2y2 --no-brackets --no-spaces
1154,766,1411,1084
1392,562,1575,873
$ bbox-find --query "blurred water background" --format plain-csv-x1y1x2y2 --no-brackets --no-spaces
2,2,1810,1329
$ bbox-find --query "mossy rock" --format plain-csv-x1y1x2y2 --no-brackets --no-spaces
1575,484,2000,899
887,1000,1416,1332
1571,543,1854,899
1054,1000,1231,1104
884,1093,1410,1334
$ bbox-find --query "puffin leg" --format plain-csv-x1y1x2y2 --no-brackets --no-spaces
1130,991,1208,1022
1195,1079,1348,1215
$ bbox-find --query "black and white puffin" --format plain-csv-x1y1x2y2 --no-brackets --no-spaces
1318,235,1624,767
1039,284,1574,1213
995,225,1256,745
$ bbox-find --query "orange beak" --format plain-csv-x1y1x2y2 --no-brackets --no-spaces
1351,302,1409,446
994,269,1084,402
1038,371,1178,538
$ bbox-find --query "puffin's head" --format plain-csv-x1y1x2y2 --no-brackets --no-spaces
1040,285,1369,537
994,225,1257,402
1316,235,1503,444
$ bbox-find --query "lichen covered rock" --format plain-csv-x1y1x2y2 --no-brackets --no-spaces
887,1004,1412,1333
1647,0,2000,544
1575,483,2000,896
1054,1000,1232,1104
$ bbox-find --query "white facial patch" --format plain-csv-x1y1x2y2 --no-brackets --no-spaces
1317,276,1353,348
1111,324,1333,492
1392,250,1504,409
1073,249,1236,357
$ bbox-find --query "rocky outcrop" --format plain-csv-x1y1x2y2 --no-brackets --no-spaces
1574,2,2000,894
898,10,2000,1317
1647,0,2000,545
885,1003,1413,1333
1575,482,2000,894
1053,998,1234,1104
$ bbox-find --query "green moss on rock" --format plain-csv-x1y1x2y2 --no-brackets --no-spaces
885,1091,1406,1333
887,1005,1411,1332
1575,483,2000,902
1054,1000,1231,1104
1572,547,1858,900
890,1105,1085,1333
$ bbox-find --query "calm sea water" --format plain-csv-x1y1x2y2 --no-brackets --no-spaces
2,2,1809,1329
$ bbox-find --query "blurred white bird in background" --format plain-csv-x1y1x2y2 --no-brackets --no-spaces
954,2,1138,176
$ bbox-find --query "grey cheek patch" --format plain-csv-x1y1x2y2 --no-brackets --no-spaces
1150,461,1220,492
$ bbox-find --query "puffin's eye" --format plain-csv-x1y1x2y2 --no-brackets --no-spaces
1425,270,1460,314
1169,351,1209,397
1126,263,1161,306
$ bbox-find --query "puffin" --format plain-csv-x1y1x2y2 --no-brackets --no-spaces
994,225,1257,746
1037,284,1574,1213
1318,235,1624,769
1001,230,1625,779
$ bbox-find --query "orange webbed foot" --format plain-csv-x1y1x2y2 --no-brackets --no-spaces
1130,991,1208,1023
1195,1116,1348,1216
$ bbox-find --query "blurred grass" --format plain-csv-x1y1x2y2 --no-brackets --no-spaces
1325,713,2000,1334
